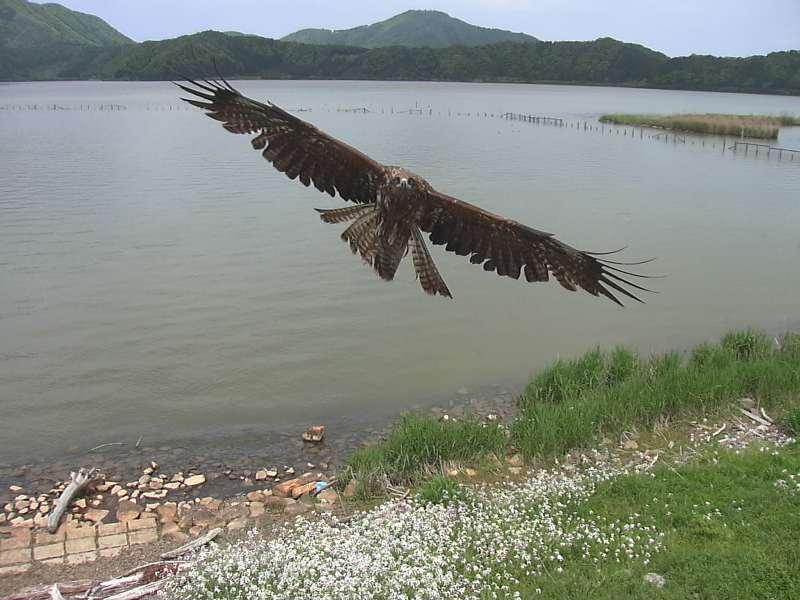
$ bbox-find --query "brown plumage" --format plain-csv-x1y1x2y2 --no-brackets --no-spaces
179,77,655,305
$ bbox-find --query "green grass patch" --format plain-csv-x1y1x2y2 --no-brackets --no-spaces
512,329,799,459
782,407,800,436
416,475,469,506
346,414,507,494
529,445,800,599
599,113,800,139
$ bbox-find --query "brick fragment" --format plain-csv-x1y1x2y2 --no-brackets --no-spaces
128,529,158,545
66,537,96,554
98,533,127,549
66,551,97,565
33,543,64,561
0,547,31,566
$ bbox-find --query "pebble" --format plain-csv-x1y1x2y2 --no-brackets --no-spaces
507,454,524,467
317,489,339,504
738,397,756,410
157,503,178,523
343,480,358,498
284,503,309,517
246,491,265,502
117,499,142,522
227,517,249,531
198,497,221,511
302,425,325,443
644,573,667,588
184,474,207,487
84,508,109,523
142,489,168,500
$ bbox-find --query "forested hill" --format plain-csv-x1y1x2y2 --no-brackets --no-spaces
1,28,798,96
281,10,539,48
0,0,132,48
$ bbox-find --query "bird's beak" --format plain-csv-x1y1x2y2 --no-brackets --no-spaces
400,179,409,188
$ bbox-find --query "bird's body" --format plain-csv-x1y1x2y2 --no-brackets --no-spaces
179,76,653,305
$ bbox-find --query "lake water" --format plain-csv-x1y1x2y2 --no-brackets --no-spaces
1,81,799,468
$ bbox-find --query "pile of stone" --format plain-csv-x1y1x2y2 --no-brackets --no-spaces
2,460,310,528
1,461,340,575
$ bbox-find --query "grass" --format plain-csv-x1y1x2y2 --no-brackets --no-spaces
346,329,800,489
512,329,800,459
598,113,800,139
416,475,470,506
530,445,800,599
345,414,507,495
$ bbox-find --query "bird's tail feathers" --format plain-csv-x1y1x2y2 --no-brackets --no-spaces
316,204,376,224
340,208,380,265
411,227,452,298
374,231,410,282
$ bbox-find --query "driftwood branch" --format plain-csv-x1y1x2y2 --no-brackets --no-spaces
47,468,98,533
47,586,65,600
160,527,222,560
87,442,124,453
0,581,94,600
1,554,188,600
120,561,185,578
738,408,772,427
85,575,142,600
102,581,164,600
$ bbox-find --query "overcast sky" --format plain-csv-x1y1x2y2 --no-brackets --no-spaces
42,0,800,57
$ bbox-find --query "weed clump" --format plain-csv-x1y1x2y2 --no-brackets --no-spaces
599,113,800,139
417,475,469,506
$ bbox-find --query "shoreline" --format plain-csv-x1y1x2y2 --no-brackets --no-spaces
2,77,799,97
2,329,798,595
0,385,519,531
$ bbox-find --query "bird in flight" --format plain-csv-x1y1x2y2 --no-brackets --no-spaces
178,77,654,305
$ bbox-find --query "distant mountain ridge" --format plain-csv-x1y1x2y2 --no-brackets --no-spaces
281,10,539,48
1,4,798,96
0,0,132,48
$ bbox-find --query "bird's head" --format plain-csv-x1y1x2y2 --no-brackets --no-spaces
388,167,429,192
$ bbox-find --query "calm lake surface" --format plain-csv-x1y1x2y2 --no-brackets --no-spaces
1,81,799,466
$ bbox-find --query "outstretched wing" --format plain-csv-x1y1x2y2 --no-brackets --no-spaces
178,78,385,204
416,190,654,306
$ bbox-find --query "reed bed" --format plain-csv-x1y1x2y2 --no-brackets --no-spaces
599,113,800,139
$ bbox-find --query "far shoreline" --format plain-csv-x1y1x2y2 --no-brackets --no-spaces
2,78,800,98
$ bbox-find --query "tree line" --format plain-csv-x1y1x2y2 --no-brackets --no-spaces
2,31,798,95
